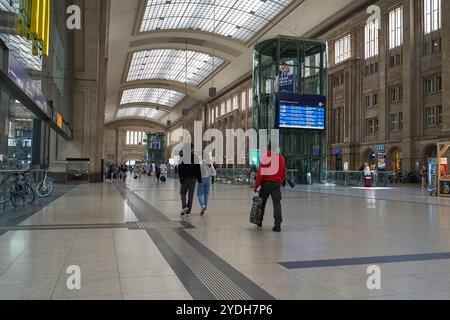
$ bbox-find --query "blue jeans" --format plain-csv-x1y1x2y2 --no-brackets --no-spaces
197,177,212,208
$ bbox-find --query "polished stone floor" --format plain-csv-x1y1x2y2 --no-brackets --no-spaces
1,177,450,300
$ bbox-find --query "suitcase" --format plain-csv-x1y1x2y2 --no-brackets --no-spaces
160,176,166,182
364,176,372,188
250,195,263,226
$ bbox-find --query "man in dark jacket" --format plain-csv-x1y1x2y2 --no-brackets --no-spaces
178,147,202,217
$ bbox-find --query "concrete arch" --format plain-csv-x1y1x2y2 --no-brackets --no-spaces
423,144,438,161
105,118,167,131
120,81,197,97
362,148,376,166
116,102,174,114
121,153,145,164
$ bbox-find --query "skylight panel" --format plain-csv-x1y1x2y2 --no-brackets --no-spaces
120,88,185,108
127,49,224,86
140,0,296,42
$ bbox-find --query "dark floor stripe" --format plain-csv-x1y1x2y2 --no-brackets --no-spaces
0,223,132,231
115,182,275,300
280,252,450,269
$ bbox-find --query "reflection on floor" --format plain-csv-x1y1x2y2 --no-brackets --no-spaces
1,177,450,300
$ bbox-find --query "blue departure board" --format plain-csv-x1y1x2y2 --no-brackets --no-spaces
278,103,325,130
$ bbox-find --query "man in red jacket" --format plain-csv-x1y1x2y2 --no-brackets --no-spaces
254,144,286,232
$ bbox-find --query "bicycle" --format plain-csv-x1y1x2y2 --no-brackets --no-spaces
10,170,36,207
36,170,55,198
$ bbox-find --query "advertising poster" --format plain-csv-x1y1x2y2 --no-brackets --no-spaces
278,61,295,93
377,154,386,171
441,158,448,178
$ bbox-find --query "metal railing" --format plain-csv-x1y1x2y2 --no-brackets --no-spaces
215,168,252,185
322,171,393,187
0,169,47,210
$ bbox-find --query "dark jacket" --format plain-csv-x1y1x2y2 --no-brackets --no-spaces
178,152,202,183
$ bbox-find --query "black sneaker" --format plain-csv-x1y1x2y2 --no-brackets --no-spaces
272,226,281,232
200,207,207,216
181,208,189,216
257,222,263,228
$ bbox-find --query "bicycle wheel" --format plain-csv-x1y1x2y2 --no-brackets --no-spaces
36,181,54,198
23,183,36,204
10,186,22,207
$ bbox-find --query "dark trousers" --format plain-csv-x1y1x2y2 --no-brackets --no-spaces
260,181,283,226
180,178,197,213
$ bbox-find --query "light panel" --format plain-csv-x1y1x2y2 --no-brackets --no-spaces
120,88,185,108
127,49,224,86
0,0,42,71
117,107,167,120
140,0,296,42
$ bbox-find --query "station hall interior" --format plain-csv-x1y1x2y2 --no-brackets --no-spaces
1,0,450,301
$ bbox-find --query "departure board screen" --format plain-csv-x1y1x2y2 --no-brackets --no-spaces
278,102,326,130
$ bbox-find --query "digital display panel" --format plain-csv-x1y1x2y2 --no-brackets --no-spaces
278,102,326,130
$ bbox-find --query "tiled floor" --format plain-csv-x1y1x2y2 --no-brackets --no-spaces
1,177,450,300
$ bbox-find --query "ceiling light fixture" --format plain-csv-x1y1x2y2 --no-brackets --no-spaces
209,0,217,98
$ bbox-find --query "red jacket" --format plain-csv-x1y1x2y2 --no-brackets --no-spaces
255,152,286,190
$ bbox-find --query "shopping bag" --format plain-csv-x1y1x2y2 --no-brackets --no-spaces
250,194,263,225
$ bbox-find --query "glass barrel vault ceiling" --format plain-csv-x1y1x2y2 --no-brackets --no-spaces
0,0,42,71
120,88,185,108
116,107,167,120
127,49,225,86
140,0,297,42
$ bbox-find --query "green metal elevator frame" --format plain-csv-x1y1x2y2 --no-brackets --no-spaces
253,36,328,184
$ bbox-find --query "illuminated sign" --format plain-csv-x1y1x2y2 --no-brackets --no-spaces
57,113,63,129
17,0,51,57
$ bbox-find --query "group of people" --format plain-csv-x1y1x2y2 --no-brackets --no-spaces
105,163,129,182
176,144,286,232
360,163,428,188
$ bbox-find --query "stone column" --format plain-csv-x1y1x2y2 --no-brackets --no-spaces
50,0,109,182
441,0,450,133
0,85,10,157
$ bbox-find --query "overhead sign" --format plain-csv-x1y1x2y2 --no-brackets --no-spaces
278,102,325,130
7,51,51,118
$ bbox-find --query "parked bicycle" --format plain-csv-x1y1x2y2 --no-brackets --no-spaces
10,170,35,207
36,170,55,198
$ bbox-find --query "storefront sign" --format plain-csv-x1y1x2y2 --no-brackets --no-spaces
333,148,342,155
375,145,385,152
7,52,51,118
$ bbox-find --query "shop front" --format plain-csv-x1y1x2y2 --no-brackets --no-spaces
0,41,72,169
437,142,450,198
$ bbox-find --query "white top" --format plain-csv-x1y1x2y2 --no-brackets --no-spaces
364,166,372,177
200,163,217,179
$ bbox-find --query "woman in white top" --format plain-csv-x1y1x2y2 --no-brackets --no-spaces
197,158,217,216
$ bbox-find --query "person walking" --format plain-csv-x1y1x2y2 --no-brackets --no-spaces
364,163,372,187
420,165,428,189
197,158,217,216
179,147,202,217
254,144,286,232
